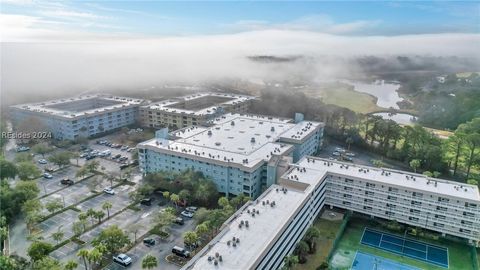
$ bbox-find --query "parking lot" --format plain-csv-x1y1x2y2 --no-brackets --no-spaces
104,213,197,270
76,187,132,213
39,175,114,214
37,166,81,196
39,209,80,244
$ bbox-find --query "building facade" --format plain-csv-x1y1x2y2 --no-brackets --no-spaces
182,157,480,270
139,93,255,129
137,113,324,198
10,94,143,140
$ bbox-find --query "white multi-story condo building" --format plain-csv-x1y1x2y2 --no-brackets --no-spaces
137,113,324,198
139,92,255,129
182,156,480,270
10,94,144,140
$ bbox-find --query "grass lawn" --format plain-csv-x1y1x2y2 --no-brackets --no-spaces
329,217,475,270
302,83,382,114
293,217,344,270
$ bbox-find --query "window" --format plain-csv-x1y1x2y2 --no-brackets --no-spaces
386,203,396,208
436,206,448,211
342,201,351,206
344,186,353,191
345,178,353,183
343,194,352,198
438,197,449,203
461,220,473,225
385,211,395,216
434,214,446,220
433,222,444,228
387,195,397,201
366,183,375,188
364,199,373,203
365,191,374,196
411,201,422,206
460,228,471,233
410,209,420,214
412,192,423,197
388,187,398,193
409,217,419,222
363,206,372,210
463,211,475,217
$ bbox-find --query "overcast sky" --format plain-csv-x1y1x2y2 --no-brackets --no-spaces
1,1,479,104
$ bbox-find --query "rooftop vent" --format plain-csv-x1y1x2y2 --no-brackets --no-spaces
250,137,256,143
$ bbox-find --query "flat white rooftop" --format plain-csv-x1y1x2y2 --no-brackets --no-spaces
12,94,143,119
143,92,255,116
182,184,307,270
288,157,480,202
139,114,322,169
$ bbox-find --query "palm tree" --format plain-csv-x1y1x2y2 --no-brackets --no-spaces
88,248,103,269
283,255,299,270
141,254,158,269
64,260,78,270
77,249,90,270
170,193,180,209
102,201,113,218
304,227,320,253
295,240,309,263
409,159,421,173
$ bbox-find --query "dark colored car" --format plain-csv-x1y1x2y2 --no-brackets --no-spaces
140,198,152,206
44,167,55,173
60,178,74,185
113,154,122,159
85,155,96,160
172,246,190,258
143,238,156,247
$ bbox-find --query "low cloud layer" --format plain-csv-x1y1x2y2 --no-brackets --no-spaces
2,29,480,105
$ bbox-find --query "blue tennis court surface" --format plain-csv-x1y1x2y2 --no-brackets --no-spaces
351,251,420,270
360,228,448,268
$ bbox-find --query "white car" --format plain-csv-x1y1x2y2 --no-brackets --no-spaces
186,206,198,212
113,254,132,266
346,152,356,157
38,159,48,164
332,151,341,156
43,173,53,179
181,211,194,218
103,187,115,195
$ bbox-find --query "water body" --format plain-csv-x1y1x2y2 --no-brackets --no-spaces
346,80,403,109
372,112,417,125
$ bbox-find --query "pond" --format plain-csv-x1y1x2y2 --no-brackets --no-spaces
372,112,417,125
345,80,403,109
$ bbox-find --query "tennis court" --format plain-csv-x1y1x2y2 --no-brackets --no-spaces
360,228,449,268
351,251,421,270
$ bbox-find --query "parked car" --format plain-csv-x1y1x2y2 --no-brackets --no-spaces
174,217,184,225
143,238,156,247
80,153,89,158
172,246,190,258
60,178,74,185
181,211,194,218
43,173,53,179
113,254,132,266
332,151,341,156
112,154,122,159
85,155,96,160
38,159,48,164
140,198,153,206
342,156,353,162
345,152,356,157
118,156,128,162
45,167,55,173
126,147,135,152
103,187,115,195
120,145,129,151
16,146,30,152
186,206,198,212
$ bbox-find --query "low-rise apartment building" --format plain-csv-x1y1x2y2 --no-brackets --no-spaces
10,94,144,140
137,113,324,198
182,157,480,270
139,92,255,129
